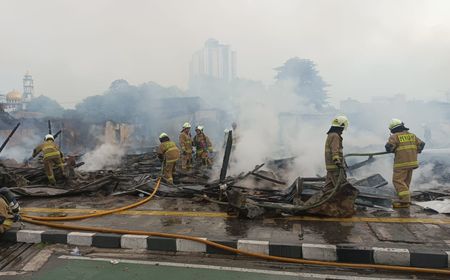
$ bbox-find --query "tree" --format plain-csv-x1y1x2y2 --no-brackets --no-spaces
275,57,328,109
27,95,65,118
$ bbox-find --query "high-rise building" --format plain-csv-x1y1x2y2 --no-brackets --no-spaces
189,39,237,83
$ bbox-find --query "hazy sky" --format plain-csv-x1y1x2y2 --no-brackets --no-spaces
1,0,450,107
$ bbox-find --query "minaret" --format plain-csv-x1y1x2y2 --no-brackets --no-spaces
22,71,34,110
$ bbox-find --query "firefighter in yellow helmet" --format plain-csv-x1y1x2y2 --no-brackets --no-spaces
179,122,193,171
157,133,180,184
0,187,20,234
193,126,213,168
32,134,65,185
323,116,349,190
385,119,425,208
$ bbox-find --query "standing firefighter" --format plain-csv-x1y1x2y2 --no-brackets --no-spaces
0,187,20,234
193,126,213,168
385,119,425,208
32,134,65,185
179,122,193,171
157,133,180,184
324,115,349,190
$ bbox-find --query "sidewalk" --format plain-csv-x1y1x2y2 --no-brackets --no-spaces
2,196,450,269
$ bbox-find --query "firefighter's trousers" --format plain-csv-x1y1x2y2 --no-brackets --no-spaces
44,156,64,184
163,161,177,184
180,152,193,171
392,169,413,203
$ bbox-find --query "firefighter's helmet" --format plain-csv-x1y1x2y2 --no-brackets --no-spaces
389,119,404,130
45,134,54,141
331,115,349,130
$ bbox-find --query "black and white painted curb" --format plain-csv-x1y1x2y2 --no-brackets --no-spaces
2,229,449,269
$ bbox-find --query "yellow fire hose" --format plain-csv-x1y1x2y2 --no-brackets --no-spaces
22,178,161,221
20,178,450,276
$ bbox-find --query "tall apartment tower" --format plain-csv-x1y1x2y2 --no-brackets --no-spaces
190,39,237,83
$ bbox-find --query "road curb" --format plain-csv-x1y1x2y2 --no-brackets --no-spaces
2,229,449,268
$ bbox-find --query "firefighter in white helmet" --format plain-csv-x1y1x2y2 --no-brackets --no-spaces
32,134,65,185
385,119,425,208
179,122,193,171
323,116,349,190
157,133,180,184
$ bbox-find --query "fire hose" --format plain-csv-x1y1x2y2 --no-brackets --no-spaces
21,178,450,275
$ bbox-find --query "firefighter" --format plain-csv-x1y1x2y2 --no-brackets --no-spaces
32,134,65,185
157,133,180,184
385,119,425,208
179,122,193,171
0,187,20,234
193,126,213,168
324,115,349,191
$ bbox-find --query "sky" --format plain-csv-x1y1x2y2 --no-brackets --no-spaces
1,0,450,108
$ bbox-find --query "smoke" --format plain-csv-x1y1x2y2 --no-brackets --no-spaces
78,143,125,171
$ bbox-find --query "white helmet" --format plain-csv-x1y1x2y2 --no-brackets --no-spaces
159,132,169,139
182,122,191,129
196,125,204,132
389,119,404,130
45,134,54,141
331,115,349,130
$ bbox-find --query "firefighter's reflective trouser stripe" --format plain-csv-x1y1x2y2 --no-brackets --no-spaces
392,169,412,203
44,155,64,184
163,161,176,184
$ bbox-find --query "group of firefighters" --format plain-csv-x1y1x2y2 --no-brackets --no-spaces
0,115,425,233
325,115,425,208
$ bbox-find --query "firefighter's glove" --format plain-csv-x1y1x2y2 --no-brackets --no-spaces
9,200,20,214
13,213,21,222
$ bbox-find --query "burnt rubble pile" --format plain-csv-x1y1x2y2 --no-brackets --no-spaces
1,149,448,217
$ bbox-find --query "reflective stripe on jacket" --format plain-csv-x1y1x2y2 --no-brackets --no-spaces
33,140,62,159
386,131,424,170
157,141,180,163
325,132,343,171
0,197,13,231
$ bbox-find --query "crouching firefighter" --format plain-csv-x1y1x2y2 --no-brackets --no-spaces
157,133,180,184
385,119,425,208
0,187,20,234
32,134,65,185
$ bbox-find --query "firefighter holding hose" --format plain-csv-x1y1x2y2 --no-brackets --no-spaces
0,187,20,234
323,115,349,190
385,119,425,208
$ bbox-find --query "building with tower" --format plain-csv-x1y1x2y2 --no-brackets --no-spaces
0,71,35,113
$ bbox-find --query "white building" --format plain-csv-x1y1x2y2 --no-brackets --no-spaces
0,72,35,113
189,39,237,82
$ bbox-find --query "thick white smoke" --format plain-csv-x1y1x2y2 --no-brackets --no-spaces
78,143,125,171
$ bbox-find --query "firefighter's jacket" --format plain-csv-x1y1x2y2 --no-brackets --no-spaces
385,131,425,170
157,141,180,163
33,140,63,160
179,132,193,154
0,197,13,234
325,132,344,171
193,133,212,154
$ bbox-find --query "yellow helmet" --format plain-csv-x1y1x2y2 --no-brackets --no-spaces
182,122,191,129
389,119,404,130
331,115,349,130
159,133,169,139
